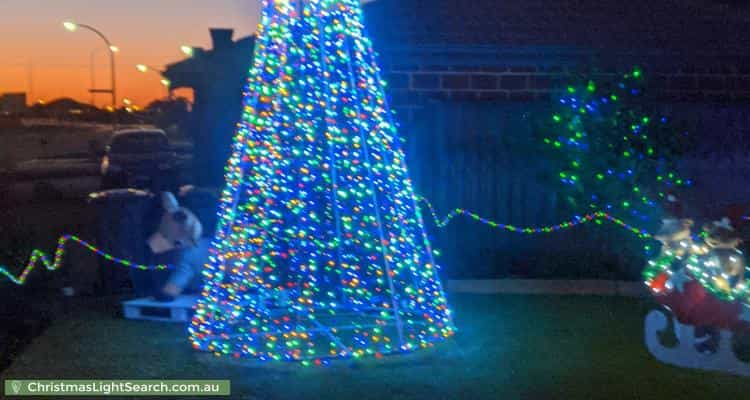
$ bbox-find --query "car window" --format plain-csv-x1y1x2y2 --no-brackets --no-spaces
110,132,168,154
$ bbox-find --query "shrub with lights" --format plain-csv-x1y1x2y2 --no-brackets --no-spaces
533,68,696,278
536,68,694,231
188,0,455,365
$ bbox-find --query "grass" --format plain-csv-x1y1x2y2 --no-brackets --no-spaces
2,294,750,400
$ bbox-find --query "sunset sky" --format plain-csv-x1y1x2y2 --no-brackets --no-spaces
0,0,261,108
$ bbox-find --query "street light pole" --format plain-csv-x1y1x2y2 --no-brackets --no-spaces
89,47,105,106
64,21,118,131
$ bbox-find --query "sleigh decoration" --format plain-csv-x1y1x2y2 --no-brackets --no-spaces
643,217,750,376
644,309,749,376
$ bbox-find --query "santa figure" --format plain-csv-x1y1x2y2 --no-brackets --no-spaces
648,210,750,354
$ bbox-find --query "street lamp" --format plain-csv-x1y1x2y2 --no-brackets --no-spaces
63,20,118,130
135,64,173,99
180,45,194,57
90,46,120,104
63,21,78,32
122,98,135,113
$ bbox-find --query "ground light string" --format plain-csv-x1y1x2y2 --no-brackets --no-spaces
415,196,653,239
0,235,168,285
0,198,653,286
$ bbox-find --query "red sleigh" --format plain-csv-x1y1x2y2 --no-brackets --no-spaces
644,203,750,375
650,273,749,331
645,272,750,376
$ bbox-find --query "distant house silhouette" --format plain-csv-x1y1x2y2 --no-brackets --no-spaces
31,98,99,114
0,93,27,115
163,29,256,186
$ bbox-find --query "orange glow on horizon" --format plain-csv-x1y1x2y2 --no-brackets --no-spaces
0,0,260,108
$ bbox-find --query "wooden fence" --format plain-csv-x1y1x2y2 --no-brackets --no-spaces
402,100,750,279
405,101,563,278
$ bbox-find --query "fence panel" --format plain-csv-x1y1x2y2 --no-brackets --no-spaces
404,101,750,278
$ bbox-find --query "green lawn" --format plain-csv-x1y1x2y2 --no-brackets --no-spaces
2,294,750,400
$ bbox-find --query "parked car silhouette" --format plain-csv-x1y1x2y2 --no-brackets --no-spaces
100,129,180,190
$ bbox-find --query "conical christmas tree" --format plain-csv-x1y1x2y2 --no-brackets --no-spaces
189,0,455,363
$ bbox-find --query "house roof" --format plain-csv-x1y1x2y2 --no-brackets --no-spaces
31,97,99,113
164,35,255,89
363,0,750,54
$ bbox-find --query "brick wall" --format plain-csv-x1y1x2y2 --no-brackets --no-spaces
363,0,750,124
380,60,750,124
364,0,750,54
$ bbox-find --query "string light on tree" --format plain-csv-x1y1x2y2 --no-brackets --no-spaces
188,0,455,364
536,67,694,230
